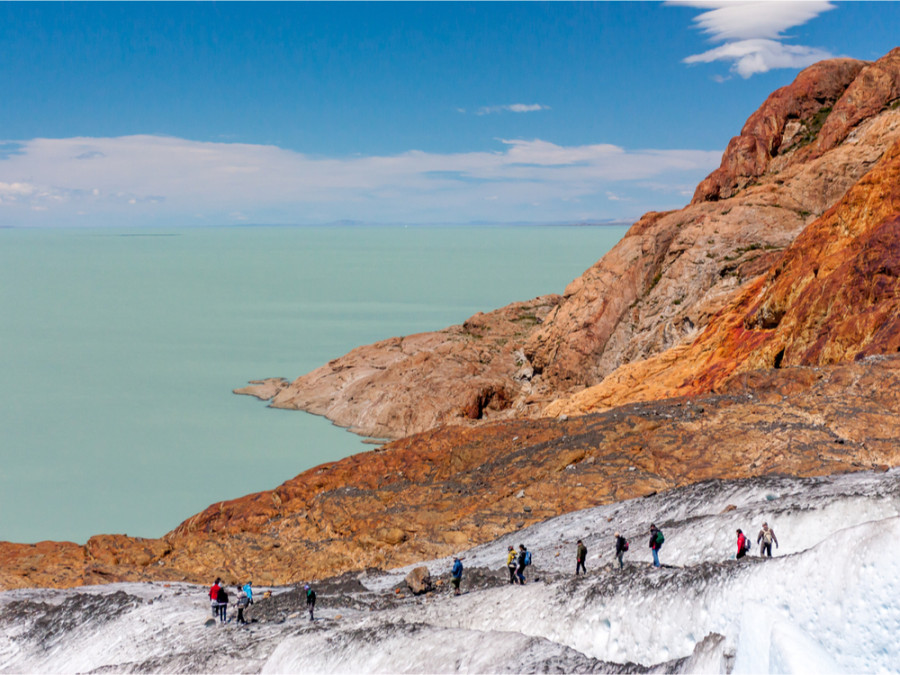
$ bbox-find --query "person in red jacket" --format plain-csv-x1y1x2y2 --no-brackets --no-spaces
209,578,221,618
736,529,749,559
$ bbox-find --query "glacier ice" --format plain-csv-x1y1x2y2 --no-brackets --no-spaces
1,469,898,673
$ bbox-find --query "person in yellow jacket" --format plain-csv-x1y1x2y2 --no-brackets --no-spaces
506,545,517,584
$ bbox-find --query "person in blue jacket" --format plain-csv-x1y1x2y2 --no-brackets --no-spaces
649,524,664,568
243,581,253,605
451,557,464,595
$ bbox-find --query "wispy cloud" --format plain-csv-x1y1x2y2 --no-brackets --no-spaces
474,103,550,116
675,1,836,78
0,135,721,226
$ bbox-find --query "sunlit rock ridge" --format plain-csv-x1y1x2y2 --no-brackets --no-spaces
241,49,900,441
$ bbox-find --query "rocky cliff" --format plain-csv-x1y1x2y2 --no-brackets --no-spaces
3,49,900,591
241,49,900,441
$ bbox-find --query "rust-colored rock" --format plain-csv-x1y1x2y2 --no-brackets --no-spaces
3,357,900,590
808,48,900,159
248,53,900,440
692,57,866,203
233,378,290,400
547,133,900,416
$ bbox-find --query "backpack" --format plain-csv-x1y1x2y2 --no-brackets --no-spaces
763,530,773,544
524,551,532,566
742,537,752,553
623,540,629,552
655,530,665,546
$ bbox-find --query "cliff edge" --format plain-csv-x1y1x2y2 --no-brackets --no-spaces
241,49,900,441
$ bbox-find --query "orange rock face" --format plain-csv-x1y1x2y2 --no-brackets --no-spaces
246,52,900,440
547,133,900,416
3,357,900,590
691,57,867,203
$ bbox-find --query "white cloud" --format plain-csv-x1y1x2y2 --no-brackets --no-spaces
675,1,836,78
683,1,836,41
685,38,833,77
0,181,37,198
0,135,722,226
475,103,550,116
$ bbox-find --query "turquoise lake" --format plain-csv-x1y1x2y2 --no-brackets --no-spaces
0,225,628,544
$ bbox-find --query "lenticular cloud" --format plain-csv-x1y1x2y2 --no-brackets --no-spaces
677,1,837,78
685,38,834,78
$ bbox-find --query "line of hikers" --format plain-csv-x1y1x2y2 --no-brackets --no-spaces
208,579,253,624
207,579,317,623
447,544,533,596
576,521,780,573
210,523,780,611
450,521,780,595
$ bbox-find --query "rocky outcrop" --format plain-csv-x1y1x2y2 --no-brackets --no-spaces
691,57,866,203
241,51,900,440
249,295,562,439
233,378,290,401
3,356,900,590
546,131,900,417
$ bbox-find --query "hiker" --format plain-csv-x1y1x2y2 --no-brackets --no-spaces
736,529,749,559
451,557,464,595
575,540,587,575
615,532,628,569
209,578,221,618
216,584,230,623
649,524,664,568
516,544,531,584
757,522,779,557
243,580,253,605
305,584,316,621
236,586,249,625
506,546,518,584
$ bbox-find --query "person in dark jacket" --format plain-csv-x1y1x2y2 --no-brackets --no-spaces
216,585,229,623
757,522,779,557
736,529,749,559
575,540,587,575
209,578,221,618
649,524,663,568
305,584,316,621
516,545,528,584
451,557,464,595
614,532,628,569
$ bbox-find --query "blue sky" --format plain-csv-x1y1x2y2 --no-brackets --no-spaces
0,1,897,227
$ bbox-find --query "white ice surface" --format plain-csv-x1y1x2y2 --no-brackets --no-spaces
1,469,898,674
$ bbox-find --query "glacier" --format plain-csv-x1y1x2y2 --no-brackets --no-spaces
1,469,898,674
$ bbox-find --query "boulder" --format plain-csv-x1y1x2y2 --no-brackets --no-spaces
405,566,433,595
